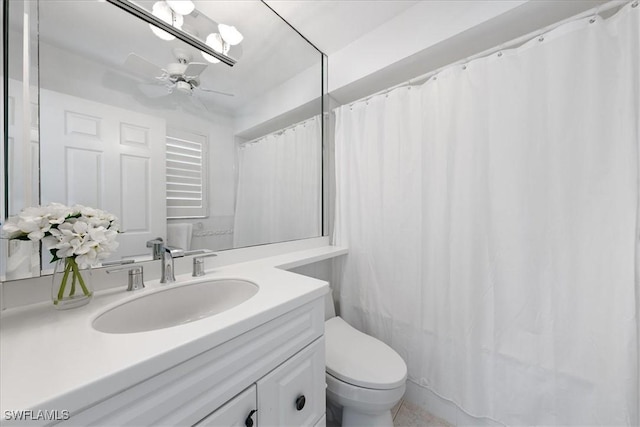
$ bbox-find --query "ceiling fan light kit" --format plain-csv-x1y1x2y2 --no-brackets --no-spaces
175,80,193,94
123,47,234,112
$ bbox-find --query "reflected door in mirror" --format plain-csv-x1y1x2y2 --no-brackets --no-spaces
40,89,167,267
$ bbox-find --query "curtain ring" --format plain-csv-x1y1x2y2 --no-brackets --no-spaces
632,1,638,7
589,17,596,23
462,65,467,70
497,52,503,57
538,36,544,42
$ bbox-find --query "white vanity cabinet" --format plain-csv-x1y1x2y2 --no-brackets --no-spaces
195,337,325,427
61,298,326,427
195,386,256,427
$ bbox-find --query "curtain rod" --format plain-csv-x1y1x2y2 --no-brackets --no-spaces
239,116,319,146
347,0,633,108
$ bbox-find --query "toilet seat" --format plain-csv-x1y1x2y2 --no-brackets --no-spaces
325,316,407,390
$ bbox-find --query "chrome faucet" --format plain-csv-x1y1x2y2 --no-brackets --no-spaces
160,245,185,284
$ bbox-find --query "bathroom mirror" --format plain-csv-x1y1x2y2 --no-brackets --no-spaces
1,0,326,280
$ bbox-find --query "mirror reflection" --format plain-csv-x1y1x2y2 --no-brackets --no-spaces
2,0,324,279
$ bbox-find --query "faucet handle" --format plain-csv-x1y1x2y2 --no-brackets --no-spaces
192,253,217,277
106,265,145,291
146,237,163,247
146,238,164,260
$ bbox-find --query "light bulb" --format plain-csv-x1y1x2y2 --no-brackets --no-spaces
201,33,230,64
166,0,195,15
218,24,243,45
149,1,184,41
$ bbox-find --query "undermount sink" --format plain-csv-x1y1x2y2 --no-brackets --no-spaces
93,279,259,334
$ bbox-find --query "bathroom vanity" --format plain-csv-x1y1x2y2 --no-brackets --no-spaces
0,245,346,426
67,300,326,426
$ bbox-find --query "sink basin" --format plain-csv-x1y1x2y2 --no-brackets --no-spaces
93,279,259,334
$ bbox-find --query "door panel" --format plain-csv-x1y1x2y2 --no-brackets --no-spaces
40,89,166,265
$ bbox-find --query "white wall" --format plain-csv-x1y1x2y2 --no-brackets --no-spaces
329,0,527,94
328,0,614,105
234,62,322,139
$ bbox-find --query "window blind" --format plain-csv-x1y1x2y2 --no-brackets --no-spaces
166,130,208,218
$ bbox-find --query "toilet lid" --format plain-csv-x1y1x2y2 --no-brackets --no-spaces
325,316,407,390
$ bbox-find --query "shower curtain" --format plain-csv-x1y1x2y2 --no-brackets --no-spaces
334,3,639,425
234,116,321,248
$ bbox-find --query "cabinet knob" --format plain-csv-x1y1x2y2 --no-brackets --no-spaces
295,395,306,411
245,409,257,427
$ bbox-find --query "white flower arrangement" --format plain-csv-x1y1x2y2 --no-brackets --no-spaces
2,202,120,266
2,203,120,306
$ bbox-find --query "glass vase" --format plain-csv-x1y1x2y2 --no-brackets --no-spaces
52,258,93,309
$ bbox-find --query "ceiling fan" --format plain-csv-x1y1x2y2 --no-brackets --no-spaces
123,48,233,108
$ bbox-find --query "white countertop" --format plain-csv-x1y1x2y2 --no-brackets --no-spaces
0,245,347,419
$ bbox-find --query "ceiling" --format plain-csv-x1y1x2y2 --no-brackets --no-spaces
24,0,567,120
33,0,424,105
264,0,420,54
34,0,323,115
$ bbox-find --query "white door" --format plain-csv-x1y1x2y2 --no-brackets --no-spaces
40,89,166,266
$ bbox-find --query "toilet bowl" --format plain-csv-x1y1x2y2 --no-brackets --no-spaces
324,292,407,427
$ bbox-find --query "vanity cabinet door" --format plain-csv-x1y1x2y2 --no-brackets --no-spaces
195,385,257,427
257,337,325,427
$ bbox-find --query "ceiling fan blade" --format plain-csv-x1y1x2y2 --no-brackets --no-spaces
138,83,170,98
199,87,234,97
184,62,208,78
124,53,165,79
189,93,210,112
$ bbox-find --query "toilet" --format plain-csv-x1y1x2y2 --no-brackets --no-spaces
324,291,407,427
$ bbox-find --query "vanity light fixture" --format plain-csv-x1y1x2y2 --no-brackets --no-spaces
201,33,228,64
149,1,184,41
165,0,195,16
106,0,237,66
218,24,243,45
201,24,244,64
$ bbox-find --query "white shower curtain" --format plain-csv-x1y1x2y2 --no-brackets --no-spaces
334,3,639,425
234,116,321,248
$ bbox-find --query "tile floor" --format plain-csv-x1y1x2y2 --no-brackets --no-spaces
393,399,453,427
327,398,453,427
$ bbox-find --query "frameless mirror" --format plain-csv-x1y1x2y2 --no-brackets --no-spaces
2,0,325,280
1,0,41,280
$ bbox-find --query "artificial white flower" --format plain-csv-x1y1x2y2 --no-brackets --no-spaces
2,203,120,266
